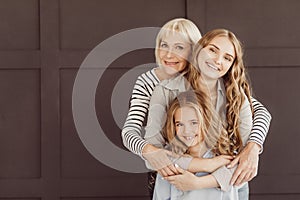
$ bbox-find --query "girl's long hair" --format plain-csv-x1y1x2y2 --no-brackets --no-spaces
163,90,224,155
185,29,253,155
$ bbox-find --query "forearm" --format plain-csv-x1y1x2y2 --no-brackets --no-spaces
121,79,151,155
249,97,272,150
188,157,217,173
164,167,219,191
193,174,219,190
211,166,236,191
144,86,169,148
122,127,147,156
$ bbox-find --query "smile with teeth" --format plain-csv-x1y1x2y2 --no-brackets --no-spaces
182,135,197,140
164,61,179,65
207,63,220,71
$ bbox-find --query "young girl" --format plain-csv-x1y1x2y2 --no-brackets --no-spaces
153,90,249,200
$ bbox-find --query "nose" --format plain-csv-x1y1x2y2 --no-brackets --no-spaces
214,54,222,65
166,48,174,58
184,125,193,135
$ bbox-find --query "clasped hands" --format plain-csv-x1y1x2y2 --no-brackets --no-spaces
142,142,260,190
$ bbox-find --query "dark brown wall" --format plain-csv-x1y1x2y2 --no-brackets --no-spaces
0,0,299,199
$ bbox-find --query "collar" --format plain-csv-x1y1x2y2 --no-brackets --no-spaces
160,74,189,91
160,74,226,96
217,78,226,97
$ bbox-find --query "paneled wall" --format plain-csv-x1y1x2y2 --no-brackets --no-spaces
0,0,299,199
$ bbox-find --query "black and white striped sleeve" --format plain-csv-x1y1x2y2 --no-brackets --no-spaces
248,97,272,151
121,70,159,156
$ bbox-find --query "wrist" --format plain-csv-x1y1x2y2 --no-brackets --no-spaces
142,143,158,155
204,158,214,173
246,142,261,154
193,176,203,190
189,158,210,173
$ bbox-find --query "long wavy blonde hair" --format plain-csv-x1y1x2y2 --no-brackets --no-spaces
185,29,253,156
163,90,223,155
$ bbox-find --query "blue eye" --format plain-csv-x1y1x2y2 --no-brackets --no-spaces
176,123,183,127
175,46,184,50
192,121,199,125
224,56,233,62
160,43,168,48
209,48,216,53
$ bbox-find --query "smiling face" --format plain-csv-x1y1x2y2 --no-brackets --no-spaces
197,36,236,80
174,106,200,147
157,33,192,77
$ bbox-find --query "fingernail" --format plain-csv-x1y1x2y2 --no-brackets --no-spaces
161,177,164,180
175,164,179,168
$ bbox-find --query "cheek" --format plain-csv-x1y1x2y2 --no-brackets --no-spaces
192,125,199,132
157,50,166,64
158,49,165,58
197,50,209,63
175,127,179,134
175,127,182,135
223,65,232,74
177,49,191,61
180,60,188,68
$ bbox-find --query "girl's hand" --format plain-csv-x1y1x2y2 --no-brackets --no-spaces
164,165,200,191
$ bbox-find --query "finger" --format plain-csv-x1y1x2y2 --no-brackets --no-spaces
165,176,178,185
247,170,257,181
167,164,179,175
163,166,175,176
164,175,175,182
243,171,253,183
236,165,257,184
160,168,173,177
230,166,242,185
223,155,234,160
157,169,167,177
174,165,185,174
244,170,256,182
234,171,247,186
227,156,240,168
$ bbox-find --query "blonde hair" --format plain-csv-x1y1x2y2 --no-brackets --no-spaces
163,90,225,155
186,29,253,155
155,18,202,73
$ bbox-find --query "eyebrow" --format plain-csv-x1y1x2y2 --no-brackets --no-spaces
161,40,188,46
175,119,198,123
208,44,235,59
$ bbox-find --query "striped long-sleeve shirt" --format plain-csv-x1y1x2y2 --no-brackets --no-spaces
121,68,272,156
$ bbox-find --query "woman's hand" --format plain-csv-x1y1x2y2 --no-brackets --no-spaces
228,142,260,185
142,144,179,176
207,155,233,172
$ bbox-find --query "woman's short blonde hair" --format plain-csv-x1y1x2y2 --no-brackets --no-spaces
155,18,202,68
